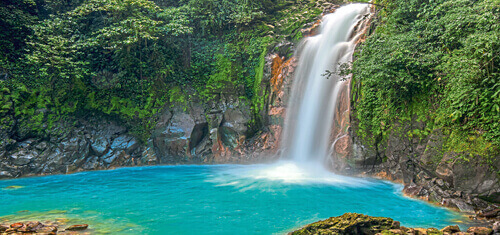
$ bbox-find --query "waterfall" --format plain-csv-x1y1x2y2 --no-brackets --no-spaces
282,4,370,166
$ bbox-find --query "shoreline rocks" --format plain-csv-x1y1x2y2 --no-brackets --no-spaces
0,221,88,235
290,213,497,235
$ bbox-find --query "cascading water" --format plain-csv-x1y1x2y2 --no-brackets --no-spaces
282,4,371,167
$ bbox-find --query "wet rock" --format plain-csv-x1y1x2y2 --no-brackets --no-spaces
441,225,461,233
66,224,88,231
141,144,158,165
111,136,137,151
0,224,8,232
102,151,121,165
81,156,100,170
4,228,17,234
478,208,500,219
25,221,43,231
10,151,35,165
290,213,397,235
10,222,24,229
153,111,195,162
37,225,58,234
0,171,13,179
220,108,251,149
467,227,493,235
90,136,108,155
441,198,475,212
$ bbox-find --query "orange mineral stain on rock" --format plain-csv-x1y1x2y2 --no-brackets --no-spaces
270,54,294,94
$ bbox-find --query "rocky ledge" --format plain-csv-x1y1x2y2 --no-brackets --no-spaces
290,213,499,235
0,221,88,235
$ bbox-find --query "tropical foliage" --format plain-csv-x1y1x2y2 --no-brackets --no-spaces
352,0,499,166
0,0,325,140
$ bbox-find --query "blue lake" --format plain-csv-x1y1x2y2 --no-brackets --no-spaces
0,162,470,234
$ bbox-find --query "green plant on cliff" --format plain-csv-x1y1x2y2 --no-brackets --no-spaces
0,0,335,142
352,0,499,169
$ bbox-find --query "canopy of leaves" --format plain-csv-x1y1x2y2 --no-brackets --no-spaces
0,0,325,140
352,0,499,163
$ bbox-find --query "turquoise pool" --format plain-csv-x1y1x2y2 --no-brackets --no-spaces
0,162,470,234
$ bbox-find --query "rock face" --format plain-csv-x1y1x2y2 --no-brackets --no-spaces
337,116,500,217
0,40,296,179
0,98,255,178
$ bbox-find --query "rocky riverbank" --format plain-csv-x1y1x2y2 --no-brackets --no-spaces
0,221,88,235
328,114,500,225
290,213,499,235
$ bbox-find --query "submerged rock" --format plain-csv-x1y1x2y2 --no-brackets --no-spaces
37,225,58,233
66,224,88,231
10,222,24,229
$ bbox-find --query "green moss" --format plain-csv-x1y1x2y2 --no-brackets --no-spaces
251,48,267,118
291,213,396,235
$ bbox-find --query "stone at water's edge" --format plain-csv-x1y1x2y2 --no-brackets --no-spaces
66,224,88,231
290,213,496,235
466,227,494,235
290,213,397,235
343,115,500,219
0,221,64,234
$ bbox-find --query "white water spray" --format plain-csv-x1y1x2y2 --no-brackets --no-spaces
229,4,372,184
282,4,370,166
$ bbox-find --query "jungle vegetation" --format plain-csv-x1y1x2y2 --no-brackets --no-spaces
0,0,326,140
352,0,499,168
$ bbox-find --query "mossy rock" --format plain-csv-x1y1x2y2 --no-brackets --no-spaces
290,213,397,235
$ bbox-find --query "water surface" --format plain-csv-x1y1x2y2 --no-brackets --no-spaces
0,162,469,234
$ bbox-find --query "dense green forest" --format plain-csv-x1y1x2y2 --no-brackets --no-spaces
352,0,499,168
1,0,498,168
0,0,326,140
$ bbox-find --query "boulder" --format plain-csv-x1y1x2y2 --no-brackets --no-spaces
110,136,137,151
10,222,24,229
220,108,251,149
90,136,109,155
478,208,500,219
153,111,196,162
290,213,397,235
25,221,43,231
66,224,88,231
467,227,493,235
36,226,57,233
441,225,461,234
9,151,36,165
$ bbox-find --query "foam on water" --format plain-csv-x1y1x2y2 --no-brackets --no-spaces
211,161,373,186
